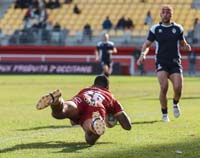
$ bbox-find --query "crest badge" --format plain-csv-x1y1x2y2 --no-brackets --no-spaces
172,28,176,33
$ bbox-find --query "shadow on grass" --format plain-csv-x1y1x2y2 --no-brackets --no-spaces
132,120,162,125
0,141,112,153
144,96,200,100
181,96,200,100
17,125,80,131
18,120,161,132
1,139,200,158
101,138,200,158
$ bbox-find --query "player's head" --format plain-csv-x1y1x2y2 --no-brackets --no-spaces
93,75,109,89
160,5,173,24
103,33,109,42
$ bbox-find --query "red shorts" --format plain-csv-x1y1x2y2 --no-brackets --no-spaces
70,96,106,125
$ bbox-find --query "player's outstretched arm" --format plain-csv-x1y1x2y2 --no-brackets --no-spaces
137,40,152,65
115,111,131,130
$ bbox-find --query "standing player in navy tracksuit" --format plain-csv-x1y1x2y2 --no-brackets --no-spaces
137,5,191,122
95,33,117,77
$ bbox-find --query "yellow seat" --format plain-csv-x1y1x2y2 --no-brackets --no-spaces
108,29,117,36
0,0,195,37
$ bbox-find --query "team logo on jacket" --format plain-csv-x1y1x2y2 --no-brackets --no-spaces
158,29,162,33
172,28,176,34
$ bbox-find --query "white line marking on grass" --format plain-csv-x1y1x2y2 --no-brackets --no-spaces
0,112,159,143
130,111,160,118
0,126,80,143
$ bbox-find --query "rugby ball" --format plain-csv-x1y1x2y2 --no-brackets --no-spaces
105,113,117,128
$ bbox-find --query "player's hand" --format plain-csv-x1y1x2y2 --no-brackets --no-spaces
95,56,99,62
180,41,191,51
182,43,191,51
108,50,113,54
137,55,146,65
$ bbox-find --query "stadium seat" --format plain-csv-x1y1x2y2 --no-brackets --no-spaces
0,0,196,39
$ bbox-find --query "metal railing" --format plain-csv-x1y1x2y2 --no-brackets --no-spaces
1,27,200,47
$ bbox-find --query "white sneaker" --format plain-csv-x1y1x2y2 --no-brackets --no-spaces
162,114,170,122
173,104,181,118
36,89,62,110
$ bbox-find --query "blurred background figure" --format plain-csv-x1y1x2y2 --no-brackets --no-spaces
125,17,135,31
0,28,5,45
192,18,200,44
95,33,117,77
115,16,126,30
144,10,153,26
188,50,197,76
83,23,92,41
65,0,72,4
102,16,113,31
133,47,145,75
73,3,81,14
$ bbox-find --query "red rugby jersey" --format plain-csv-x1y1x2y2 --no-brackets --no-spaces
70,86,123,125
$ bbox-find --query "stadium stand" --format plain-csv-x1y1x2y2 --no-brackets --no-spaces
0,1,200,75
0,0,199,46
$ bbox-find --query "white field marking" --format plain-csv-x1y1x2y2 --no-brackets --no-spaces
0,112,159,143
130,111,160,118
0,126,80,143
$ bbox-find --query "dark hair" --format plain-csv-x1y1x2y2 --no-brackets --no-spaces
94,75,109,89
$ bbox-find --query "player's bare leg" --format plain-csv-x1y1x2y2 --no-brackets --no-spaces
108,63,113,76
82,111,106,145
84,131,100,145
157,71,170,122
57,101,79,119
51,100,80,120
115,111,131,130
102,65,110,77
36,90,79,119
169,73,182,118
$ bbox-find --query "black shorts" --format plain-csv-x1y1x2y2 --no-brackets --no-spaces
156,59,182,75
101,61,112,68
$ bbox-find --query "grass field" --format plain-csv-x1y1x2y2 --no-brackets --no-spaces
0,75,200,158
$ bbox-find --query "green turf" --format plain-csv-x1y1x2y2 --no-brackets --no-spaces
0,75,200,158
